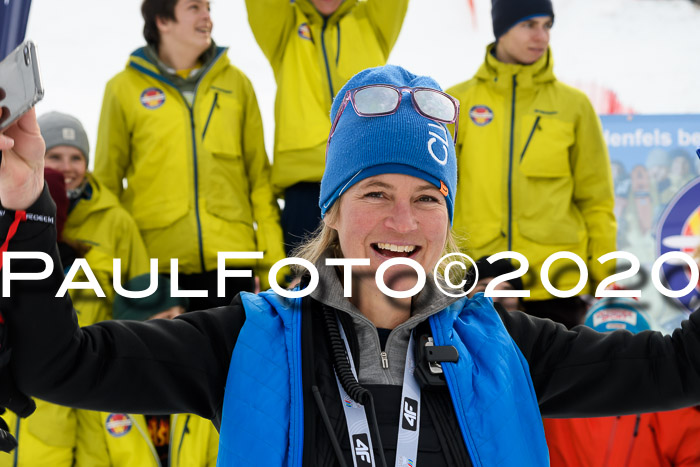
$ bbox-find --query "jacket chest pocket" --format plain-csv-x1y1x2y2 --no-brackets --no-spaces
201,91,243,157
519,115,574,178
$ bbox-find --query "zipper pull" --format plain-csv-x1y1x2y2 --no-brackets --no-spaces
380,351,389,369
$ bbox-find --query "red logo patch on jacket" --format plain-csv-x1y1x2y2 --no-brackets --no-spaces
469,105,494,126
106,413,133,437
140,88,166,109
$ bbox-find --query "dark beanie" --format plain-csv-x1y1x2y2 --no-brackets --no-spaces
113,274,189,321
44,168,68,242
468,256,524,291
492,0,554,38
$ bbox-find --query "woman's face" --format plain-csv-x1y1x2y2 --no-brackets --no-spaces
325,173,449,291
44,145,87,191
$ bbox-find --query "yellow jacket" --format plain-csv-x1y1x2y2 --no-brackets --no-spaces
94,47,285,287
65,173,150,326
75,412,218,467
246,0,408,191
447,45,616,300
0,400,76,467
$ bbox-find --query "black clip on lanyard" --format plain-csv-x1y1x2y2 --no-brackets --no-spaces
413,324,459,389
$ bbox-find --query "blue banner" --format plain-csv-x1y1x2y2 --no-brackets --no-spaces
600,115,700,330
0,0,32,60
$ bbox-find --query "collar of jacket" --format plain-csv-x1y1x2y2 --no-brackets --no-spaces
66,173,120,225
126,43,228,89
296,0,359,25
475,42,556,91
309,248,463,320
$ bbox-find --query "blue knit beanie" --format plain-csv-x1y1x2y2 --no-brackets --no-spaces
320,65,457,223
584,298,652,334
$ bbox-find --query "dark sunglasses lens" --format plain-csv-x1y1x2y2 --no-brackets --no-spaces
353,86,400,115
414,90,456,122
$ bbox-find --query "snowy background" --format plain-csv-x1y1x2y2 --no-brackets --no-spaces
26,0,700,164
24,0,700,330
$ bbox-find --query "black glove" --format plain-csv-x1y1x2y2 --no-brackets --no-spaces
0,312,36,453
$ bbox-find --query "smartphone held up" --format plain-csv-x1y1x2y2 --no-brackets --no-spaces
0,41,44,132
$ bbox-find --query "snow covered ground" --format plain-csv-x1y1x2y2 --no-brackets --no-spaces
25,0,700,162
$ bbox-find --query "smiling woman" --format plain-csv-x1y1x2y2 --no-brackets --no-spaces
1,65,700,467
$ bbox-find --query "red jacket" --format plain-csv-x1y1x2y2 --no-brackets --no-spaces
544,407,700,466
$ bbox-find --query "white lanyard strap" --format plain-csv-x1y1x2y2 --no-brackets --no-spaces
334,321,422,467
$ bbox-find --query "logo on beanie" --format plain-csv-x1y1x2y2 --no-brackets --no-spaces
469,105,494,126
61,128,76,141
427,123,449,166
106,413,133,437
298,23,313,42
140,88,166,110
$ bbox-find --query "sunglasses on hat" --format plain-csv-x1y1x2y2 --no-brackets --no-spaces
327,84,460,154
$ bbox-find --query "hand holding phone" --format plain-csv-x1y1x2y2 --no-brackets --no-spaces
0,41,44,131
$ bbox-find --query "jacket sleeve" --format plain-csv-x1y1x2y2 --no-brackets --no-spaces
239,76,287,289
570,96,617,292
74,410,111,467
94,79,130,199
364,0,410,57
497,305,700,418
245,0,296,67
0,188,246,428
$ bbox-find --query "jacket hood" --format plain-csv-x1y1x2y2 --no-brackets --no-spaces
296,0,359,24
475,42,556,88
127,44,229,86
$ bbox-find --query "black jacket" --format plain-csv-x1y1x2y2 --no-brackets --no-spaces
2,188,700,465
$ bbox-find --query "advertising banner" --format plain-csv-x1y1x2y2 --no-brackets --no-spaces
601,115,700,333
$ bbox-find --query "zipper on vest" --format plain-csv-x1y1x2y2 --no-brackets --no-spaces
321,18,335,101
507,74,518,252
520,115,540,162
380,351,389,369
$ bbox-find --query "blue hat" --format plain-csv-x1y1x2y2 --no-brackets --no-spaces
584,298,652,334
320,65,457,223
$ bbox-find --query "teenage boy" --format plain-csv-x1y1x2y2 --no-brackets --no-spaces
448,0,616,328
94,0,285,310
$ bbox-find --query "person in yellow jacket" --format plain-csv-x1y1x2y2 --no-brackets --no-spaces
76,412,218,467
39,111,151,327
0,113,151,467
75,275,218,467
95,0,286,309
447,0,616,328
245,0,408,253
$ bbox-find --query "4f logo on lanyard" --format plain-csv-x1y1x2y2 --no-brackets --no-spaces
352,434,374,466
402,397,418,431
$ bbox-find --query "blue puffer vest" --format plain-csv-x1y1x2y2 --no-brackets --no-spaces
216,291,549,466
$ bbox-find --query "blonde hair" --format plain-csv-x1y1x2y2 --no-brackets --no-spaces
291,203,465,283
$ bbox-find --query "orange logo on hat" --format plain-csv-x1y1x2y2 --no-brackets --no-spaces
440,181,449,197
